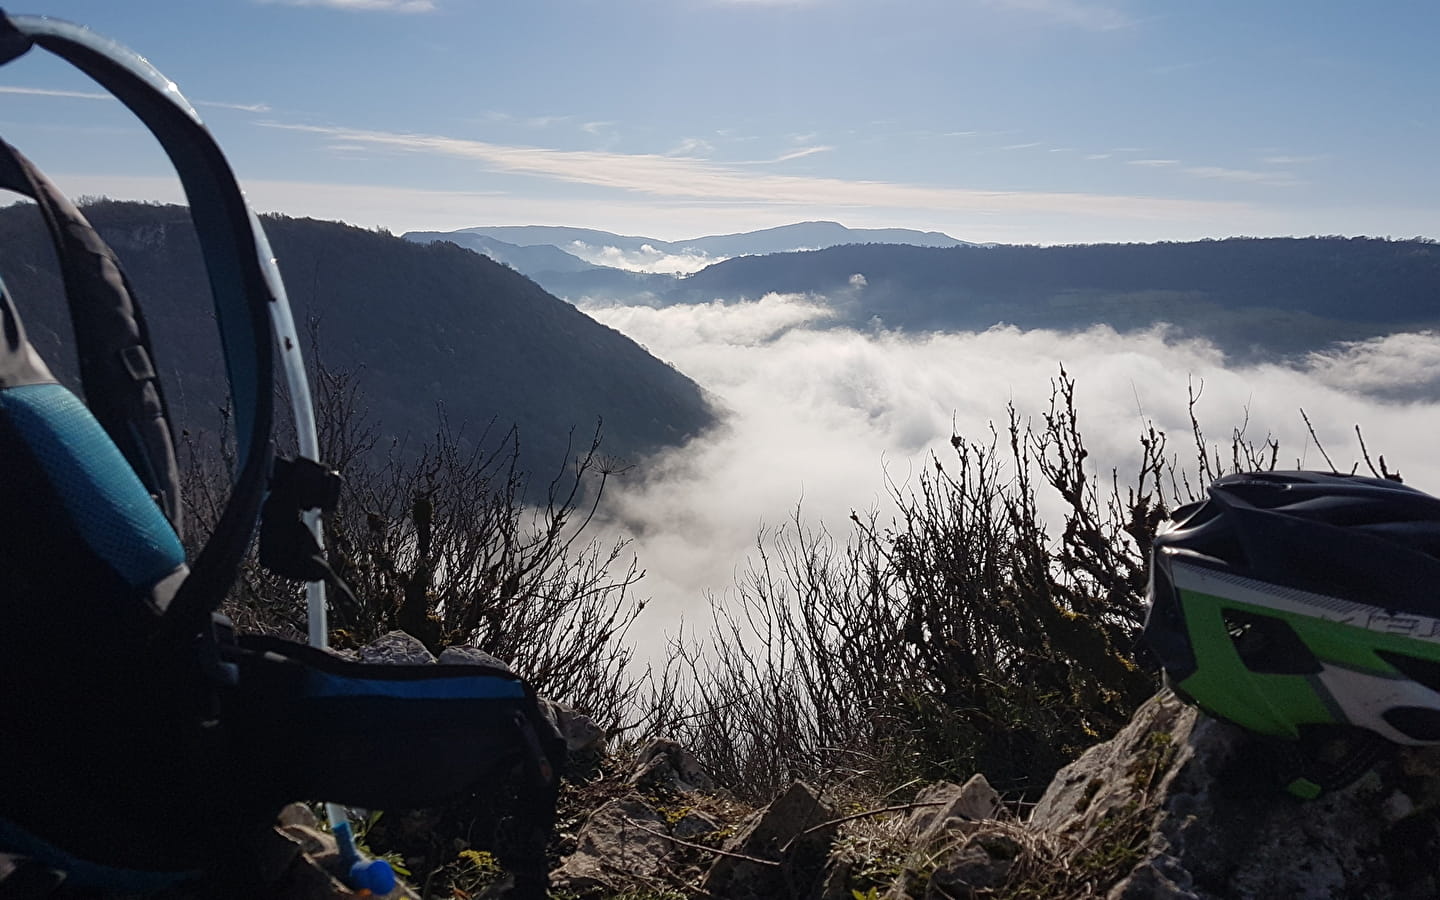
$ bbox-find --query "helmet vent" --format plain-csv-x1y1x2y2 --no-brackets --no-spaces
1221,609,1322,675
1375,650,1440,695
1381,706,1440,742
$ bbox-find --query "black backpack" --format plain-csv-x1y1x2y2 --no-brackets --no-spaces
0,12,563,897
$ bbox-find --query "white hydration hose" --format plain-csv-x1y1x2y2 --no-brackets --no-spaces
253,214,391,892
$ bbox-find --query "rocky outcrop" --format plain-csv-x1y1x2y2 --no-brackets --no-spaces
702,781,838,900
1025,691,1440,899
840,690,1440,900
628,739,713,793
561,689,1440,900
870,776,1013,900
550,799,673,893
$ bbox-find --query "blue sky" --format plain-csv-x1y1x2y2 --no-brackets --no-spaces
1,0,1437,244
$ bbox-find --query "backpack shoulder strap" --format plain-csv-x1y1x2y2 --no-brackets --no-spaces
0,13,280,635
0,139,183,534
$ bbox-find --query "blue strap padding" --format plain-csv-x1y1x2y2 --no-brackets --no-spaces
0,817,197,892
2,16,289,634
305,671,527,701
0,383,182,589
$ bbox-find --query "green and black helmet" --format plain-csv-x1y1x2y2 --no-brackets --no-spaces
1143,470,1440,757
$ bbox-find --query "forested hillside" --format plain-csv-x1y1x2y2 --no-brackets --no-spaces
666,237,1440,358
0,200,715,478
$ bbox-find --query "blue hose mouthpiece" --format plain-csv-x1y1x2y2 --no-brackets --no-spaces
332,819,397,895
348,857,397,895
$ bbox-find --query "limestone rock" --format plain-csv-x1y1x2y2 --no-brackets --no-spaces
437,645,512,670
550,799,671,893
262,823,422,899
924,840,1016,899
903,775,1006,848
277,802,321,830
703,781,837,900
628,737,713,793
541,697,607,757
1030,690,1208,838
872,775,1012,899
277,823,336,861
1105,852,1202,900
1028,690,1440,900
671,809,722,842
356,630,436,665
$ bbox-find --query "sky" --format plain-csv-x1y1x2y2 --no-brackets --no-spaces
1,0,1438,244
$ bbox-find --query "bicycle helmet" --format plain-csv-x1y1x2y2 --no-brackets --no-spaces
1143,470,1440,757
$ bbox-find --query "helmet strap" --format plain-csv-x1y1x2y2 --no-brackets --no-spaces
1269,729,1394,799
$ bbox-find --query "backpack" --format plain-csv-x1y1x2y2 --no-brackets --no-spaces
0,13,563,897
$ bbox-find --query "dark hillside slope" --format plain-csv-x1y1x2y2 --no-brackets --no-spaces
675,238,1440,356
0,200,714,477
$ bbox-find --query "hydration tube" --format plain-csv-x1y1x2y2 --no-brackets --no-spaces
260,213,396,898
0,13,394,895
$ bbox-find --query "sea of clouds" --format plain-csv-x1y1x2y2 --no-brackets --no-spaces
564,241,722,275
579,293,1440,643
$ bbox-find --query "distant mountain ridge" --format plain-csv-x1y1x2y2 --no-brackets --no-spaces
667,221,974,257
403,221,1440,361
442,221,972,255
402,220,973,277
403,230,600,274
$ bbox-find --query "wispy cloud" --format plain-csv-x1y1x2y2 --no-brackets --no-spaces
983,0,1134,31
259,121,1247,221
1262,154,1326,165
771,145,833,162
1001,141,1043,150
1085,153,1112,160
0,86,108,101
480,111,568,127
1183,165,1300,187
0,84,269,112
258,0,436,11
201,100,272,112
668,137,715,157
1127,155,1300,186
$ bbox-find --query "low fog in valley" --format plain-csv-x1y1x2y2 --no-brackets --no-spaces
581,292,1440,644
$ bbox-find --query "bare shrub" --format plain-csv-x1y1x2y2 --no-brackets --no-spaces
183,349,647,725
644,368,1327,803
